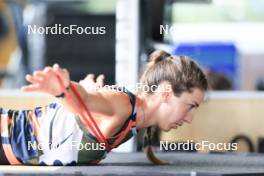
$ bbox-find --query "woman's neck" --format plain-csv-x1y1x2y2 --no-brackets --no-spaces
135,93,159,129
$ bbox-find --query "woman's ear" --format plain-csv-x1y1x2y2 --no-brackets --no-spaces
158,82,173,102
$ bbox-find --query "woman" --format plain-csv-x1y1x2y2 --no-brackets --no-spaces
0,50,207,165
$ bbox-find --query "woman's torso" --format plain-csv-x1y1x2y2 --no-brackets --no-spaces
0,87,138,165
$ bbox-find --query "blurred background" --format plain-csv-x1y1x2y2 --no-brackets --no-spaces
1,0,264,154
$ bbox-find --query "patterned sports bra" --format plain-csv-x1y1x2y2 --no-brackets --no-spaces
74,87,139,164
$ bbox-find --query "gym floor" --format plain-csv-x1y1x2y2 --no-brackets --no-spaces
1,152,264,176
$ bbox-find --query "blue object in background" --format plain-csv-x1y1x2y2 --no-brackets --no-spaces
172,42,239,89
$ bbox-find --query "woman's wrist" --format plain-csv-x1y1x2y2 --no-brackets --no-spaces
55,85,70,98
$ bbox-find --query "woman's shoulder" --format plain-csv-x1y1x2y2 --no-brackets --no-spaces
96,87,134,121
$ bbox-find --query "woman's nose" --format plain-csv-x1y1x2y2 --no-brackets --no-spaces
183,114,193,124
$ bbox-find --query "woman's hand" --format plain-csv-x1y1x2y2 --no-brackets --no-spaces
79,74,105,93
21,64,70,96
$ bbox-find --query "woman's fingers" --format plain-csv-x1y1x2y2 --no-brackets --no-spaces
43,66,53,74
21,83,40,92
33,71,46,80
83,73,104,86
53,64,63,78
96,74,105,87
22,64,70,95
81,74,96,86
25,74,39,84
80,73,104,92
84,74,95,82
52,63,70,87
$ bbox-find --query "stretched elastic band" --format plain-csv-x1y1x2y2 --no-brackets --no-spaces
56,75,111,151
68,82,111,151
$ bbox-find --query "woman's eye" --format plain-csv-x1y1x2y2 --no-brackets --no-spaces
188,105,195,111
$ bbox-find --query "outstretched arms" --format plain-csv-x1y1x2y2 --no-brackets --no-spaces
21,64,114,116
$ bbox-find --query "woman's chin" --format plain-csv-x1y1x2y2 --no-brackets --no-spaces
168,126,178,131
162,126,173,132
159,124,175,132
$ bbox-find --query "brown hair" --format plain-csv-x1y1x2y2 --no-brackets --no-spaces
140,50,208,95
141,50,208,165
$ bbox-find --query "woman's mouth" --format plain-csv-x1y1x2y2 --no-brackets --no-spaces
171,124,179,129
171,123,183,129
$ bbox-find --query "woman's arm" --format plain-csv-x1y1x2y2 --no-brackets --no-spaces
21,64,114,116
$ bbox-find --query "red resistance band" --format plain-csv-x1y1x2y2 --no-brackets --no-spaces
56,75,111,152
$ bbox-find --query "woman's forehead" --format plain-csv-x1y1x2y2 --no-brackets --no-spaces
181,88,205,103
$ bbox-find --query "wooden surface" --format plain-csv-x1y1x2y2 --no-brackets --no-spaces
0,90,54,109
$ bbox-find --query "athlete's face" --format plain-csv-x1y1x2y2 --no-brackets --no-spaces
157,88,205,132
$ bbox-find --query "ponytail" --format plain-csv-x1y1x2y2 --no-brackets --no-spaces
143,127,170,165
